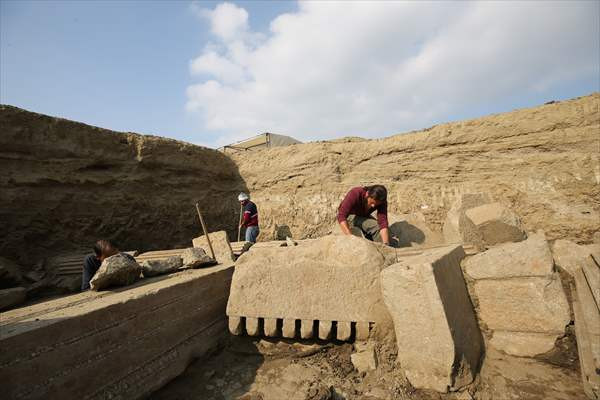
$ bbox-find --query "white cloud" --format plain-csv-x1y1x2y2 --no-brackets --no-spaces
187,1,600,146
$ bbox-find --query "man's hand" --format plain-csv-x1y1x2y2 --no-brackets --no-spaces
380,227,390,246
339,220,353,235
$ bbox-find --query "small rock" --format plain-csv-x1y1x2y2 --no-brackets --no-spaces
141,256,183,277
350,344,377,373
0,286,27,310
181,248,215,268
89,253,141,291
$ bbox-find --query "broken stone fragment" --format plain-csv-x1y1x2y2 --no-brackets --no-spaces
192,230,235,264
489,331,558,357
552,239,595,277
351,342,377,373
181,248,215,268
464,202,526,246
463,231,553,279
0,287,27,310
443,192,492,245
380,245,482,393
89,253,141,291
141,256,183,277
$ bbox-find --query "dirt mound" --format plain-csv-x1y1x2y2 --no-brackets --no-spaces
231,93,599,243
0,105,248,269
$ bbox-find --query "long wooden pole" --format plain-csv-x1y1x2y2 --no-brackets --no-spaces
237,203,243,242
195,203,216,261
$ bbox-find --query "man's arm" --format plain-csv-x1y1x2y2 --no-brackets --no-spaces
380,227,390,245
337,188,359,234
377,202,390,245
339,220,353,235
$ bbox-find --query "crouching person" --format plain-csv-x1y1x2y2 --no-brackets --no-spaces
81,239,124,291
337,185,390,246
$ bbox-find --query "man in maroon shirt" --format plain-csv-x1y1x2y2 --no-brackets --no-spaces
337,185,390,245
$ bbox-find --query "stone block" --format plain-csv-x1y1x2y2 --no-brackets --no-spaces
0,266,233,400
351,343,377,373
583,253,600,308
227,235,389,336
489,331,557,357
192,230,235,265
443,193,492,245
574,269,600,352
181,248,215,268
574,298,600,400
0,287,26,311
89,253,141,291
473,274,570,333
465,202,526,246
381,245,482,392
552,239,594,277
463,232,553,279
141,256,183,277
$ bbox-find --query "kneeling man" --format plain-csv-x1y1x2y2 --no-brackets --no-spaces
337,185,390,246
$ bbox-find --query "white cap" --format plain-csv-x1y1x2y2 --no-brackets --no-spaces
238,192,249,201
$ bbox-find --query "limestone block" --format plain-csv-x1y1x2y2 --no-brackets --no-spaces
552,239,594,277
490,331,557,357
192,231,235,264
465,202,526,246
141,256,183,277
381,245,482,392
574,300,600,399
181,248,215,268
463,232,553,279
89,253,141,291
264,318,278,337
443,193,492,245
0,287,26,311
574,269,600,356
227,235,390,328
583,253,600,308
351,344,377,373
474,274,570,333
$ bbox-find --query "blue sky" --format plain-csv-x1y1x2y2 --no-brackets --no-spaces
1,1,598,148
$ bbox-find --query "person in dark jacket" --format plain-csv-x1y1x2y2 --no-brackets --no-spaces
81,239,120,290
238,192,260,243
337,185,390,245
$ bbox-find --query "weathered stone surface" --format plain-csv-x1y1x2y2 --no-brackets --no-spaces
337,321,352,341
181,248,215,268
0,287,26,310
89,253,141,291
0,257,24,289
192,230,235,264
474,274,570,333
574,268,600,345
264,318,278,337
0,266,233,400
141,256,183,277
463,232,553,279
351,343,377,373
552,239,595,277
227,235,389,326
582,253,600,308
490,331,557,357
319,321,332,340
465,202,526,246
573,299,600,399
381,245,482,392
443,193,492,245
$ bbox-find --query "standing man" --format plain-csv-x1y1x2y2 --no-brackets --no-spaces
239,192,260,243
337,185,390,246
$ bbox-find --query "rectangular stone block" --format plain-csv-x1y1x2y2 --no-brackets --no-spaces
464,232,553,279
381,245,482,393
474,274,570,333
583,254,600,308
227,235,389,330
464,202,525,246
574,300,600,399
0,265,233,400
192,230,235,264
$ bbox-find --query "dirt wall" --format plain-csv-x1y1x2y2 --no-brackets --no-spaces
0,105,248,265
231,93,599,243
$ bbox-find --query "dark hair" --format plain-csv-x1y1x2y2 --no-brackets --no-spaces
366,185,387,202
93,239,118,257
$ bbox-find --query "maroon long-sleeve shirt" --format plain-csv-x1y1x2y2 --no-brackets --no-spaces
337,187,389,229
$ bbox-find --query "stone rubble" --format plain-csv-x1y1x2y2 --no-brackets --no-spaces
89,253,142,291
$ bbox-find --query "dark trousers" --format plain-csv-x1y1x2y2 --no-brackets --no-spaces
82,254,101,290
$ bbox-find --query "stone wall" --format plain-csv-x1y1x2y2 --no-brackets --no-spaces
0,265,233,400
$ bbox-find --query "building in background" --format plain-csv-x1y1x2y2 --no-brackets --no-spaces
219,132,301,153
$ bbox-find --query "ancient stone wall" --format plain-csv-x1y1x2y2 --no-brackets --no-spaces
231,93,599,243
0,105,248,265
0,265,233,400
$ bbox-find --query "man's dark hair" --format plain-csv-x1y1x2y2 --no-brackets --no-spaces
366,185,387,202
93,239,118,257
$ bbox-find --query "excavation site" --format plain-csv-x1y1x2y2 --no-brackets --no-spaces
0,93,599,400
